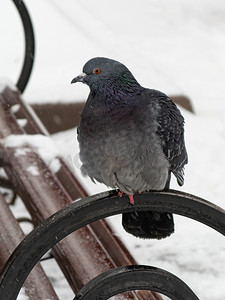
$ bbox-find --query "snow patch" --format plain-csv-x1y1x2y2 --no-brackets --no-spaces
0,77,17,93
49,158,61,173
14,148,31,157
10,104,20,113
26,165,40,176
17,119,28,128
1,134,61,173
17,288,29,300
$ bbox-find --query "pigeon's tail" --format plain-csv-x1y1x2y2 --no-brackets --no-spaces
122,174,175,239
122,211,174,239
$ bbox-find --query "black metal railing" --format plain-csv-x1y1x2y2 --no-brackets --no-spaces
74,265,199,300
12,0,35,93
0,189,224,299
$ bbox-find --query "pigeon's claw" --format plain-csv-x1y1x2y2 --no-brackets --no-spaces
118,192,134,204
129,194,134,205
118,191,123,197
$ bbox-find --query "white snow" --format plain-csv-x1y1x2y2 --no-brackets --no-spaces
17,119,28,128
10,104,20,114
17,288,29,300
1,0,225,299
0,77,17,93
1,134,61,173
14,148,31,157
49,157,61,174
26,165,40,176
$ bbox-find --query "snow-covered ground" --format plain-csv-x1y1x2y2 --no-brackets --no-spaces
1,0,225,299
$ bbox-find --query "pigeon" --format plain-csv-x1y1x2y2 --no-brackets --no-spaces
71,57,188,239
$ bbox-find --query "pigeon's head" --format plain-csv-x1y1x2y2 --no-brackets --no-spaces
71,57,140,93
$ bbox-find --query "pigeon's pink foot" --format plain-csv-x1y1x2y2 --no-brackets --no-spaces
129,194,134,205
118,191,123,197
137,190,142,194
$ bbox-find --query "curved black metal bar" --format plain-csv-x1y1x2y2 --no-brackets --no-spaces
11,0,35,93
74,265,199,300
0,189,225,299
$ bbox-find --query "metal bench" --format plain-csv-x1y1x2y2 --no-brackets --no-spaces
0,1,224,299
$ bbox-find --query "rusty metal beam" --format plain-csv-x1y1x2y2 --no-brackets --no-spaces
0,192,59,300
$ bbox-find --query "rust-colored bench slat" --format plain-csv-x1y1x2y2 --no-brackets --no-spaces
0,193,59,300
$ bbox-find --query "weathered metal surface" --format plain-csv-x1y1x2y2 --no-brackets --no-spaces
74,265,199,300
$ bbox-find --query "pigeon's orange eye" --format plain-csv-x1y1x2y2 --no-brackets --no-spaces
93,68,101,74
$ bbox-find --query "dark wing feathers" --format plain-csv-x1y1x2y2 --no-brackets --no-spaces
155,94,188,186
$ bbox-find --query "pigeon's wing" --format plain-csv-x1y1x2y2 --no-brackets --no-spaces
153,91,188,186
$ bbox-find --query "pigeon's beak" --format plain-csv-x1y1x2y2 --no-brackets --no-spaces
71,72,87,84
